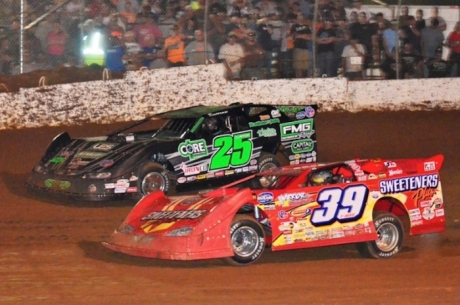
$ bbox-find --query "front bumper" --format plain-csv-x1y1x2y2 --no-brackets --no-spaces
103,230,233,261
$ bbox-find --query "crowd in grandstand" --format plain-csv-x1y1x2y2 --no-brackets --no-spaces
0,0,459,80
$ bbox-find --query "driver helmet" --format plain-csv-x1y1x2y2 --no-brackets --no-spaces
311,170,333,186
205,117,219,132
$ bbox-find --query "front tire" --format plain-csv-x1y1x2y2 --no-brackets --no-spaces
356,212,404,259
223,215,265,266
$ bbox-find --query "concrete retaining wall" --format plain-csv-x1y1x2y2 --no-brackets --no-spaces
0,64,459,130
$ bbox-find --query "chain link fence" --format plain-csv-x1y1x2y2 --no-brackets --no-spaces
0,0,459,81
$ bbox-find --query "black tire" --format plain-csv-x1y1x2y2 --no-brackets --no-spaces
139,164,174,196
356,212,404,259
252,152,281,188
223,215,265,266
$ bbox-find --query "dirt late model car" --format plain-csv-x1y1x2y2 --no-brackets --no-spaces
103,154,445,266
25,103,318,201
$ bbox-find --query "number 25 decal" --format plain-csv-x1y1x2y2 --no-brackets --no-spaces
209,131,253,171
311,185,369,226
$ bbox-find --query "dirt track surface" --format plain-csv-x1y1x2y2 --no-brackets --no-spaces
1,111,460,305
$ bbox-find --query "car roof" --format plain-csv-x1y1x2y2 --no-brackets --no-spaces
154,104,246,119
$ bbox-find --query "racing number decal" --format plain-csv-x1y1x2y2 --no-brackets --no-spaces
311,185,368,226
209,131,253,171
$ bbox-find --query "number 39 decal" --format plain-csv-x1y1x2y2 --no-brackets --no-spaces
311,185,369,226
209,131,253,171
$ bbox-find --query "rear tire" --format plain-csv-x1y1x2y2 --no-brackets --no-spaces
356,212,404,259
252,153,281,188
223,215,265,266
139,164,174,196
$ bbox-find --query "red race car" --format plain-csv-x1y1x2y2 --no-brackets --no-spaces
103,154,445,266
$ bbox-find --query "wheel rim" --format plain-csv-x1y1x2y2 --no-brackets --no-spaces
375,222,399,252
231,226,260,258
141,172,166,194
259,162,277,188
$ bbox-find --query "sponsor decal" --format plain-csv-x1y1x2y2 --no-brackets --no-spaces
435,209,444,217
75,151,108,159
378,173,386,178
388,169,403,176
44,179,70,189
180,162,208,176
141,210,207,220
278,210,288,219
208,110,228,116
424,161,435,171
100,159,114,168
115,179,130,188
235,168,243,173
368,174,377,179
197,174,207,180
114,188,127,193
92,142,118,151
178,139,208,160
187,176,197,182
384,161,397,168
249,165,258,171
280,119,314,140
177,177,187,184
257,192,274,204
412,187,438,206
422,207,435,220
206,172,215,179
215,171,224,177
129,175,138,181
257,128,277,137
295,111,306,120
225,170,235,176
105,183,115,189
380,174,439,194
50,157,65,163
271,109,281,118
305,106,316,118
277,192,309,206
250,159,257,165
259,114,271,120
291,139,314,154
126,187,138,193
419,200,432,208
248,118,280,128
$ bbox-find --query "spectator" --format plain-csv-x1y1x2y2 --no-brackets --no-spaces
157,4,177,38
341,32,366,80
184,29,215,66
421,17,444,77
0,38,14,76
5,18,20,66
218,31,245,79
349,12,377,69
400,42,423,78
122,30,142,70
207,10,228,58
333,18,348,76
87,0,107,19
116,0,140,18
255,0,277,17
447,22,460,77
331,0,346,21
400,16,422,55
105,34,126,72
381,22,397,59
140,34,165,68
117,0,139,26
415,9,426,31
348,0,371,22
163,25,186,67
257,14,275,78
374,12,392,30
317,0,334,22
398,6,412,27
291,13,312,78
12,51,50,75
241,29,265,80
104,13,126,38
426,46,454,78
428,7,446,32
46,21,68,68
280,12,296,78
133,12,163,47
316,19,336,77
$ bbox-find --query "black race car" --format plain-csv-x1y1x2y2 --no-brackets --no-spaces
25,103,318,201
